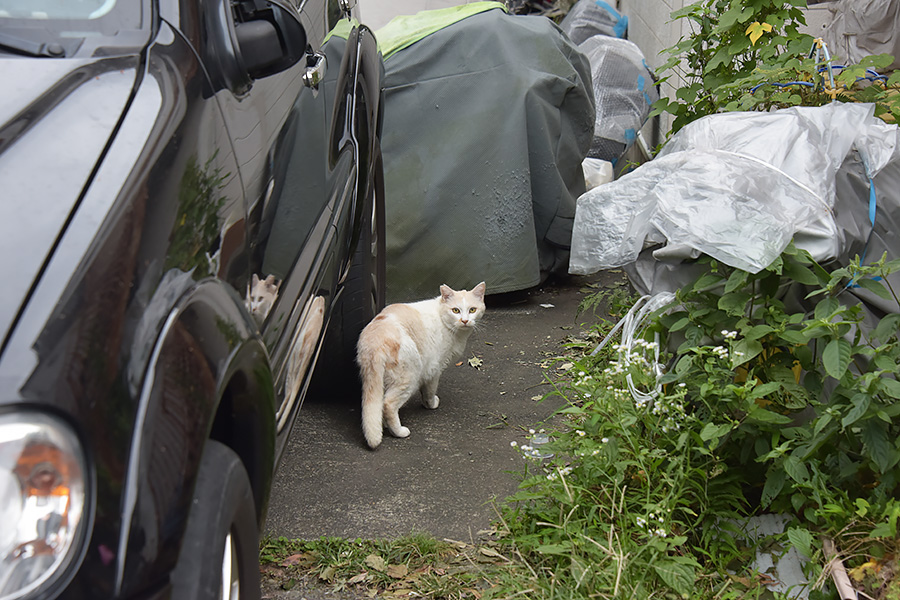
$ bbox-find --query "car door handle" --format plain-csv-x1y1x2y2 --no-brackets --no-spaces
302,52,326,89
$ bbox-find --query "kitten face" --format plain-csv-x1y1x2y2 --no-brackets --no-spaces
439,282,486,331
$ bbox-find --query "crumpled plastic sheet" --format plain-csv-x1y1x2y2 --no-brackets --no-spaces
569,103,899,275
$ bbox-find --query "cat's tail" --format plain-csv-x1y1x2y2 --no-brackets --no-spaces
358,349,385,449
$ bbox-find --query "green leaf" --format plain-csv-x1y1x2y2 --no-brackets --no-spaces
724,269,750,293
841,393,871,429
731,338,763,367
782,258,820,285
784,455,809,483
749,381,782,400
761,468,786,507
779,329,809,345
670,317,691,332
718,292,751,316
700,422,732,447
537,543,573,556
743,325,774,341
823,338,852,380
873,314,900,343
707,46,733,72
691,272,724,292
748,404,792,424
856,277,893,300
878,377,900,399
653,559,695,596
814,297,840,321
861,421,898,474
787,527,814,559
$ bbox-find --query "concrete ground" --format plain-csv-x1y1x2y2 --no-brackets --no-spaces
263,271,623,543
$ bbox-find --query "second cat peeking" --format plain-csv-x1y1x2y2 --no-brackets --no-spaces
356,282,486,449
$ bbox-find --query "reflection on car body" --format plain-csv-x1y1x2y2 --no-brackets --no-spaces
0,0,384,598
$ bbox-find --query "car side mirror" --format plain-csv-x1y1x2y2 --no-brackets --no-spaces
232,0,307,80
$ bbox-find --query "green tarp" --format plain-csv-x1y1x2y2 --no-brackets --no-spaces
375,3,595,300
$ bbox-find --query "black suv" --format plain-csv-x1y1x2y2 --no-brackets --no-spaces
0,0,384,598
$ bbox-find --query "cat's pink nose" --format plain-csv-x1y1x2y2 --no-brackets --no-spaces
461,319,469,324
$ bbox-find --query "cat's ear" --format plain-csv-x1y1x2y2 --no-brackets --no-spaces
252,273,260,286
264,274,276,285
440,284,454,302
472,281,486,300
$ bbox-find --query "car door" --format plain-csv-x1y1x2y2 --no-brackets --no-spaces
188,0,361,449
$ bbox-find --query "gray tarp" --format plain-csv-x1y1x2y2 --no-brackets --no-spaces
377,4,595,301
824,0,900,71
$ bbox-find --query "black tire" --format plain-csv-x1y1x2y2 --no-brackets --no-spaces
313,143,386,393
171,440,261,600
341,142,386,347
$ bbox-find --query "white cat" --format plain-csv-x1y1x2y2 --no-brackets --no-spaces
247,274,278,325
357,282,487,449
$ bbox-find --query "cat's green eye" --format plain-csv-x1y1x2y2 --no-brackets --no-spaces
469,307,477,313
452,308,460,314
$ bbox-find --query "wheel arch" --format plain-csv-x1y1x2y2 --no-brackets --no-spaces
116,277,275,596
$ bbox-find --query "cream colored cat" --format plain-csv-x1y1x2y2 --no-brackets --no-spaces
357,282,487,449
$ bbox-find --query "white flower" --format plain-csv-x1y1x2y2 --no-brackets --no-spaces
510,441,518,448
576,430,586,437
601,437,609,443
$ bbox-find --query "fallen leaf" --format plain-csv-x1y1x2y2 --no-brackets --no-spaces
281,578,297,590
455,361,463,366
319,566,336,582
280,552,314,567
468,355,483,369
347,571,368,584
365,554,386,572
478,547,505,559
559,362,574,371
540,303,555,308
387,563,409,579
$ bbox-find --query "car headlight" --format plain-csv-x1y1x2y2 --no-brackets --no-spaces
0,412,88,600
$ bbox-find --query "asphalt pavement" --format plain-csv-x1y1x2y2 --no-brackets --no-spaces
263,271,622,542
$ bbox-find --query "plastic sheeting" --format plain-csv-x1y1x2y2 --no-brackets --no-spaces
559,0,628,43
824,0,900,71
569,103,898,279
579,36,657,163
377,3,595,301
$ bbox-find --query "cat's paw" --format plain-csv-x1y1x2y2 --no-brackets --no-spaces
423,395,440,409
392,426,411,438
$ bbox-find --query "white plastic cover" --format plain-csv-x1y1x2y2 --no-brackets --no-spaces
569,103,899,275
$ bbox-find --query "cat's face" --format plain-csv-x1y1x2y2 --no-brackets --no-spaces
439,282,486,331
